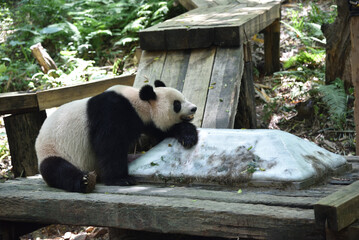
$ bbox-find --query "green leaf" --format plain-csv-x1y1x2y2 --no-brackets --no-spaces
40,24,65,34
0,64,7,74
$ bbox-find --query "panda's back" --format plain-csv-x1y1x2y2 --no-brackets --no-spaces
35,98,96,171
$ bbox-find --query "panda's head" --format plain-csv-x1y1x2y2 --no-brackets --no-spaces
139,80,197,131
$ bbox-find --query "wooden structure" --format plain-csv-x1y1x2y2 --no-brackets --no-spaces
0,157,358,240
2,0,358,239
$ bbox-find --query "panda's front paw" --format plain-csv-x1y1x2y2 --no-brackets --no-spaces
81,171,97,193
176,123,198,149
179,134,198,149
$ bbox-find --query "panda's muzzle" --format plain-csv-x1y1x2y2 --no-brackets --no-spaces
181,106,197,122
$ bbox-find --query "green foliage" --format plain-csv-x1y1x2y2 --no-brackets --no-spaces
0,0,184,92
318,78,348,128
283,48,325,69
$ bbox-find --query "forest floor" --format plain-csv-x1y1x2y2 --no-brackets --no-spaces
0,1,355,239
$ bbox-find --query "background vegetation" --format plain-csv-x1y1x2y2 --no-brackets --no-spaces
0,0,184,92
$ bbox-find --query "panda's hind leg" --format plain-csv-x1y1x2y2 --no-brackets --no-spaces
39,157,97,193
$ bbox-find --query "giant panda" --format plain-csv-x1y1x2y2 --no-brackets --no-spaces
35,80,198,193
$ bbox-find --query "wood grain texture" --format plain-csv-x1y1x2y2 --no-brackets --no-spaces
160,50,191,91
182,47,216,127
37,75,135,110
0,75,135,114
314,180,359,231
134,51,167,88
264,18,281,74
0,177,330,240
139,1,281,51
235,43,257,129
0,92,38,115
202,47,244,128
350,17,359,155
4,111,46,177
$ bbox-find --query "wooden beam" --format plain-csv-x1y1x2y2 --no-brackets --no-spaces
36,75,135,110
350,15,359,155
0,92,38,115
0,184,322,240
0,75,135,114
314,180,359,231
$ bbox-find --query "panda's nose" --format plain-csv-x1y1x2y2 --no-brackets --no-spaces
191,107,197,113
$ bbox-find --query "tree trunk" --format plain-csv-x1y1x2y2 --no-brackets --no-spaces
322,0,351,88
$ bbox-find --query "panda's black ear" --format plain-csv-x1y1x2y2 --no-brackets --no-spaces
140,85,157,101
154,80,166,88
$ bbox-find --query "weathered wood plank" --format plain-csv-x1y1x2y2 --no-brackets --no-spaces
182,47,216,127
134,51,167,88
0,187,322,239
202,47,244,128
0,177,320,209
160,50,191,91
139,1,281,51
235,43,257,128
4,111,46,177
37,75,135,110
314,180,359,231
178,0,236,10
0,92,38,115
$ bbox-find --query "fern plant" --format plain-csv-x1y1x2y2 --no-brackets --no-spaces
318,78,348,129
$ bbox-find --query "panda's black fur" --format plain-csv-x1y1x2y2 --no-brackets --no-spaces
36,80,198,193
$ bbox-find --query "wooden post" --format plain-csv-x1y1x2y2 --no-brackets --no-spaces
4,111,47,177
235,43,257,129
264,19,281,75
30,43,57,75
350,16,359,155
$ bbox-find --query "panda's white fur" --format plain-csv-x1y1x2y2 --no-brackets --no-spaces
35,81,198,193
36,98,96,171
107,84,196,131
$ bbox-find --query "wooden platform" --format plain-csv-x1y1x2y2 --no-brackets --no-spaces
140,0,281,51
0,157,358,240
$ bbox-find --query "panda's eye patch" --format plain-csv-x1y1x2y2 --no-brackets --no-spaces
173,100,181,113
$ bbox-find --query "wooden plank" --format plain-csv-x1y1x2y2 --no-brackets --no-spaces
202,47,244,128
0,183,323,239
314,180,359,231
0,177,321,209
37,74,135,110
0,92,38,115
160,50,191,91
235,43,257,128
182,47,216,127
4,111,46,177
178,0,236,10
139,1,281,51
133,51,166,88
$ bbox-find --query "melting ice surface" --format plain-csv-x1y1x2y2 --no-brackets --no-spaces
129,128,347,184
